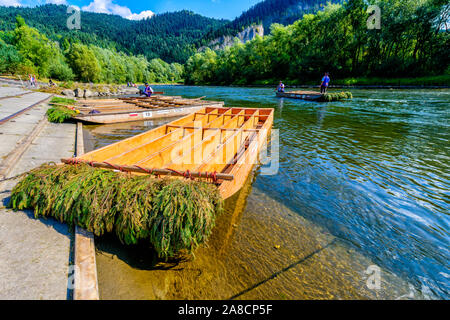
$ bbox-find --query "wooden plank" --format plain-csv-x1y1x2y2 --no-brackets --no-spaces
219,109,274,198
167,109,250,170
195,111,259,174
74,227,99,300
135,109,231,168
162,109,237,170
73,122,99,301
90,108,220,165
103,129,186,165
78,108,208,161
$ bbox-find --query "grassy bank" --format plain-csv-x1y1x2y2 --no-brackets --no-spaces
0,74,182,92
46,97,77,123
252,75,450,87
331,75,450,86
5,73,449,88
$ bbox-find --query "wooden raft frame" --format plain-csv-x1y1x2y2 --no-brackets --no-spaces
69,106,274,199
73,96,225,124
276,91,323,101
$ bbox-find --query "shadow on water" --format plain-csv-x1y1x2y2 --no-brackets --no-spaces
94,172,262,299
95,172,255,273
228,238,338,300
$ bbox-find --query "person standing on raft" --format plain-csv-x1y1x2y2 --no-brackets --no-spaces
320,72,330,93
144,83,154,97
277,81,285,93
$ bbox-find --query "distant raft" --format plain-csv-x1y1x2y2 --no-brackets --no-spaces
46,96,225,124
73,96,225,124
276,90,352,101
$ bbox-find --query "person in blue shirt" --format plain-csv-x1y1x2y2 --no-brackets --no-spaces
320,72,330,93
277,81,285,93
143,83,153,97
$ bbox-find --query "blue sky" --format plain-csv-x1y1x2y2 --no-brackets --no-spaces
0,0,263,20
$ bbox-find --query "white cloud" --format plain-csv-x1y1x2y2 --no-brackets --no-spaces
81,0,154,20
127,10,154,21
46,0,68,4
0,0,68,7
0,0,22,7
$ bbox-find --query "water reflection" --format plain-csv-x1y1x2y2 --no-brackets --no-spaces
278,97,284,115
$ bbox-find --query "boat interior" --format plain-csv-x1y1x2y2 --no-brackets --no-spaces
76,106,274,198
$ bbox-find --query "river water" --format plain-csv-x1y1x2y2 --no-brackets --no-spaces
84,86,449,299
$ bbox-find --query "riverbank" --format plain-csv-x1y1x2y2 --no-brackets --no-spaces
0,75,181,98
247,75,450,89
4,75,449,92
0,83,75,299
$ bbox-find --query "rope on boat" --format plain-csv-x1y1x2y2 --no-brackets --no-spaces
134,165,154,175
61,158,231,182
103,161,125,172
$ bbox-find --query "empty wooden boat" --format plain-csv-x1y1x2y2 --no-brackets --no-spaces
276,90,353,102
72,96,225,124
276,90,323,100
64,106,274,200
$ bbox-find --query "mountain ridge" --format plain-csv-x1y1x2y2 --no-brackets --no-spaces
0,1,344,62
198,0,342,47
0,4,228,63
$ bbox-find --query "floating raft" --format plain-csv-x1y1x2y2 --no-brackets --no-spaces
73,96,225,124
276,90,352,102
70,106,274,200
276,90,323,101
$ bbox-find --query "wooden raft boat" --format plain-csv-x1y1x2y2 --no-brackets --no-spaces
73,96,225,124
276,90,323,101
65,106,274,200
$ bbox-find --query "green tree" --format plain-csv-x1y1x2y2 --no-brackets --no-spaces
185,0,449,85
12,15,58,77
67,43,101,82
47,56,74,81
184,48,218,84
0,39,22,73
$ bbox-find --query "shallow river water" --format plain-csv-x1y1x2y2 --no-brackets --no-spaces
84,86,449,299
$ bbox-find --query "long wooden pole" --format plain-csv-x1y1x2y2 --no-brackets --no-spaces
60,158,234,181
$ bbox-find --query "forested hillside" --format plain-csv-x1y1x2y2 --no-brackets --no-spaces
0,4,228,63
0,16,184,84
186,0,449,85
126,11,228,63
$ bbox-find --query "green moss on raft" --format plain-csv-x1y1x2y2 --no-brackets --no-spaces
8,163,224,259
46,106,77,123
320,92,353,102
50,97,76,105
